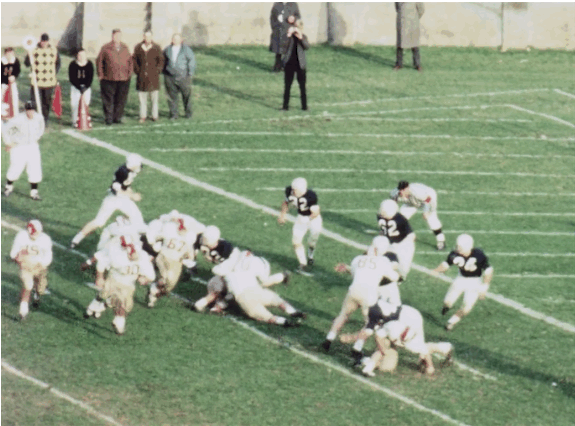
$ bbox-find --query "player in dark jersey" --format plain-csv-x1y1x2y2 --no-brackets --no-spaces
377,199,416,280
278,177,322,276
71,153,145,248
433,234,494,331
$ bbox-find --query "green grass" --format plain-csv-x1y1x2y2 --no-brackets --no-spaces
2,45,575,426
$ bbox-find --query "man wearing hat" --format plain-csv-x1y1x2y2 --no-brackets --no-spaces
24,33,61,125
2,101,46,200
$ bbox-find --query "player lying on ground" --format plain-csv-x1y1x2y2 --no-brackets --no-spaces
321,236,400,352
193,250,305,327
433,233,493,331
341,299,453,376
10,220,53,320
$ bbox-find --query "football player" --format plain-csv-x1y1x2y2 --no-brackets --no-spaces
10,220,53,320
84,234,155,335
344,300,453,376
390,181,446,250
322,236,401,352
433,234,493,331
146,214,203,308
70,153,146,248
194,251,302,327
194,225,241,269
377,199,415,280
278,177,322,276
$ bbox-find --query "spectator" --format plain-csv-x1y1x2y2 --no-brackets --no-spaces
24,33,61,125
133,30,164,123
270,2,300,72
281,17,309,111
96,29,133,125
394,3,425,71
68,48,94,128
163,34,195,120
1,47,21,119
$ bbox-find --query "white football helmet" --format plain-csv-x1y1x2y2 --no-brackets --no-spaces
202,225,221,248
456,234,474,256
126,153,143,172
27,220,43,238
369,236,390,256
291,177,307,197
379,199,398,219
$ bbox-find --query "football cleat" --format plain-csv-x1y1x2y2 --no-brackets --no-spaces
3,186,13,197
445,322,454,332
70,241,77,249
443,347,454,367
351,349,364,366
320,339,332,352
307,257,314,266
296,265,313,277
283,319,298,328
290,311,306,319
31,292,40,309
282,270,291,285
436,241,446,251
441,306,450,316
30,193,42,201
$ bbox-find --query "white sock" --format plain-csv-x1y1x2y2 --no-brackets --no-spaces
19,301,29,317
274,316,286,325
283,304,296,315
295,245,307,266
72,232,85,245
326,331,337,341
447,315,461,327
194,298,209,312
113,316,126,331
353,339,365,352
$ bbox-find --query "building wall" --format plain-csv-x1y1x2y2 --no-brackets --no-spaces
1,2,573,55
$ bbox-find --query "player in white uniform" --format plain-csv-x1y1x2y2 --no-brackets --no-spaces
321,236,401,352
10,220,53,320
147,216,202,308
344,300,453,376
2,101,45,200
433,234,494,331
84,234,155,334
391,181,446,250
71,153,145,248
278,177,322,276
377,199,416,280
194,250,303,326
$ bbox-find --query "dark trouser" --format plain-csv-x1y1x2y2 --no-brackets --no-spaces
396,47,421,68
283,62,307,110
100,80,131,124
165,75,192,119
273,53,282,71
30,86,54,124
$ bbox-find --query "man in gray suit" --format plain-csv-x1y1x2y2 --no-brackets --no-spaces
163,34,196,119
394,3,425,71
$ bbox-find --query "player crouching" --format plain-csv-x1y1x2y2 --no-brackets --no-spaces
342,300,453,376
84,234,155,335
10,220,53,320
194,250,303,327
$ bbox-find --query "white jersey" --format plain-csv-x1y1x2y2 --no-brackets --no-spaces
96,244,155,287
155,221,197,262
350,254,400,289
10,230,53,267
97,218,142,252
391,183,436,210
221,251,271,297
1,111,45,147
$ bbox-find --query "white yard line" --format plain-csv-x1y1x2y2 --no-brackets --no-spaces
330,209,575,217
60,129,575,335
198,167,575,179
1,360,125,426
150,147,574,160
417,251,575,257
497,274,575,279
315,88,551,107
423,230,573,237
116,129,575,143
506,104,575,129
1,221,472,426
553,89,575,100
257,187,575,197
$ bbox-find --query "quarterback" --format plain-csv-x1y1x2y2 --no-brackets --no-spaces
433,234,493,331
10,220,53,320
278,177,322,276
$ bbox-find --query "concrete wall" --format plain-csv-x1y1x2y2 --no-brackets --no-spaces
1,2,573,55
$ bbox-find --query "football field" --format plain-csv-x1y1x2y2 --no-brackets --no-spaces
2,45,574,426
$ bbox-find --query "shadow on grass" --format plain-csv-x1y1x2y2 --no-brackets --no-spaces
195,77,277,110
197,47,272,72
328,45,396,68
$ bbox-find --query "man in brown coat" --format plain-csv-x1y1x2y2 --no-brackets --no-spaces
96,29,133,125
133,31,164,123
394,3,425,71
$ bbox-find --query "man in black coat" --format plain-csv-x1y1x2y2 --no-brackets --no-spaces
270,2,301,72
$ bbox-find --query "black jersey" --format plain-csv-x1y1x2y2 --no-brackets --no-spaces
194,235,234,265
446,248,490,278
1,58,21,85
285,186,318,216
376,213,412,244
365,303,402,331
110,164,138,195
